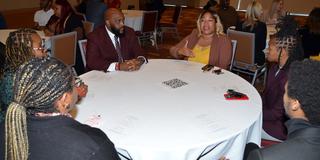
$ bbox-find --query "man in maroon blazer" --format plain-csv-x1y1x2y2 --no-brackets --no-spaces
86,8,146,72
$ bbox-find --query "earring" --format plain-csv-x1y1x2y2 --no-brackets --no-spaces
65,103,71,110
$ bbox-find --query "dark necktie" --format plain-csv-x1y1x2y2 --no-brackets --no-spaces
114,35,123,63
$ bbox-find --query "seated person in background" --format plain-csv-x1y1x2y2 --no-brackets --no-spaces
86,8,146,72
245,59,320,160
264,0,286,25
0,28,47,122
107,0,121,9
218,0,240,32
75,0,88,15
299,7,320,59
45,0,85,75
170,10,232,70
34,0,54,30
0,57,121,160
147,0,165,21
203,0,219,12
262,16,304,140
86,0,108,28
45,0,84,39
236,1,266,66
0,12,7,29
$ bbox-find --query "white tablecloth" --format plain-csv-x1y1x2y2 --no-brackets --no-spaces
122,10,144,31
76,59,262,160
0,29,45,44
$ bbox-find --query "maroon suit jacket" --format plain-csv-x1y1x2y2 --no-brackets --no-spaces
86,25,144,71
262,64,289,140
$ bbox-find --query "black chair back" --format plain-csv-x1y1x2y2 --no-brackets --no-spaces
172,6,182,24
141,11,158,33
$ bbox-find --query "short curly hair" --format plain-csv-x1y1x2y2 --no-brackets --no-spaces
287,59,320,125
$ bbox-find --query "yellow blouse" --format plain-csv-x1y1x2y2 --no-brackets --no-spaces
188,44,211,64
310,54,320,61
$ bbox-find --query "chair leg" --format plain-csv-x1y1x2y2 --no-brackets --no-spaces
263,67,268,87
160,29,164,43
252,71,258,85
174,28,180,40
156,30,162,44
153,32,158,50
137,37,141,46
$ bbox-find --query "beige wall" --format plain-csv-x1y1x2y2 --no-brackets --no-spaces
198,0,239,8
0,0,139,11
0,0,38,11
121,0,140,9
164,0,319,14
239,0,320,14
1,0,318,14
0,0,79,11
163,0,198,7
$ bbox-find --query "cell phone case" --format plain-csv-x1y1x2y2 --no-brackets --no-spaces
202,64,214,72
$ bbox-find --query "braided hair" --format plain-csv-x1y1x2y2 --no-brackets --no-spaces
5,57,73,160
0,28,37,78
274,15,304,68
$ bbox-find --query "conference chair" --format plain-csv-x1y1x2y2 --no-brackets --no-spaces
78,39,87,68
229,40,238,71
135,10,159,49
82,21,94,36
158,5,182,42
227,29,267,85
51,31,77,68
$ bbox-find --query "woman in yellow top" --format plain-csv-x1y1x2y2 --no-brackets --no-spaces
170,9,232,69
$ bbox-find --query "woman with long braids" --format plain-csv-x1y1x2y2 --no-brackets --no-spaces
0,57,120,160
0,28,47,122
262,15,304,140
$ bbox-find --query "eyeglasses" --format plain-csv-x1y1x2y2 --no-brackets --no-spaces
33,39,45,52
74,77,83,87
33,47,45,51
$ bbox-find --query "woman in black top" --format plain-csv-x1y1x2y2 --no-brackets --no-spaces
299,7,320,58
45,0,84,38
236,1,267,66
45,0,85,75
0,57,120,160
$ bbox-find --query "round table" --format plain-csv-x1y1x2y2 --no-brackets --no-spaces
75,59,262,160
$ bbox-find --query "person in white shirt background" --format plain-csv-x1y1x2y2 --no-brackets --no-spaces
34,0,54,30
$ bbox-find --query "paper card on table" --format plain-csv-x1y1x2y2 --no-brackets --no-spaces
162,78,188,89
84,115,102,127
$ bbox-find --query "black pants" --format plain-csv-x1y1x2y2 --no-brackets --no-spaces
243,143,260,160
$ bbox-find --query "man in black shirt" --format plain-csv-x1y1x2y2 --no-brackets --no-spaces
246,60,320,160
